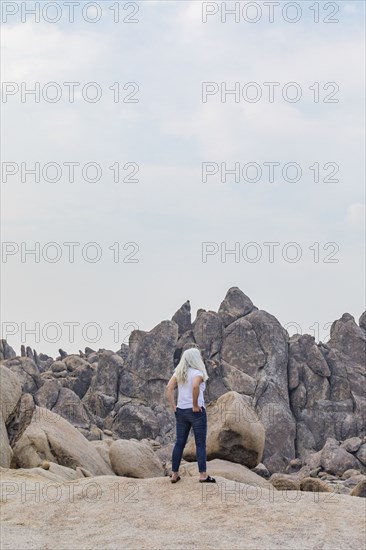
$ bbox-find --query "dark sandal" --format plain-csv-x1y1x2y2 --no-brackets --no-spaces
171,475,181,484
199,475,216,483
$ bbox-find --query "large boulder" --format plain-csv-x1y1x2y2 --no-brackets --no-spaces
0,366,22,467
320,438,360,476
181,458,271,488
106,400,174,445
350,479,366,497
356,444,366,466
109,439,164,478
341,437,362,454
12,406,114,476
183,391,265,468
0,365,22,422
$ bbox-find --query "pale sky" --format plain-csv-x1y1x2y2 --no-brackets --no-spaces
1,1,365,357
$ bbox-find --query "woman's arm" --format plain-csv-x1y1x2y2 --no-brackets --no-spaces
166,374,177,412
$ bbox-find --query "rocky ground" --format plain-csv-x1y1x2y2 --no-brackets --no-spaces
1,287,365,549
1,469,365,550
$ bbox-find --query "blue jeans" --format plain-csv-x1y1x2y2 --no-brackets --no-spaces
172,407,207,473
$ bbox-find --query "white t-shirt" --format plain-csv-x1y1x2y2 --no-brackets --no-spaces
174,368,206,409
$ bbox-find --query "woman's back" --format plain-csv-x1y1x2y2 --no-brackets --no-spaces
176,367,206,409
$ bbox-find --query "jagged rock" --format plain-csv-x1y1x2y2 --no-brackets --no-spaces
328,313,366,364
320,438,360,476
183,391,265,468
6,393,36,448
36,353,54,373
119,320,178,405
109,439,164,478
218,287,256,327
172,300,191,336
192,310,223,360
341,437,362,454
248,310,296,472
83,351,124,418
289,319,366,461
58,349,68,360
0,288,364,479
0,339,16,361
220,308,295,473
12,406,114,475
359,311,366,331
1,357,42,394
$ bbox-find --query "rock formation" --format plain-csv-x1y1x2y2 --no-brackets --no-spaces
0,286,365,478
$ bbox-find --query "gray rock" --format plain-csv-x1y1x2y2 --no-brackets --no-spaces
218,287,256,327
0,339,16,361
320,438,360,476
359,311,366,332
83,352,124,418
341,437,362,454
356,444,366,466
119,320,178,405
172,300,191,336
193,310,223,360
6,393,36,447
51,361,67,373
1,357,42,394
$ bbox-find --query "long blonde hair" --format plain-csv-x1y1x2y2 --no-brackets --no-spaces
174,347,209,385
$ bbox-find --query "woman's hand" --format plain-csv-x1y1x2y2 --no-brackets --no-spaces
192,405,202,412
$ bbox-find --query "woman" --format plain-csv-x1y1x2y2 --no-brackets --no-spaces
166,347,216,484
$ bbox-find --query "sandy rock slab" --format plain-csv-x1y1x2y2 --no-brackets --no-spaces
1,469,365,550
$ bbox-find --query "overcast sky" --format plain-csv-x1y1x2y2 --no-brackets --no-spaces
1,1,365,357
